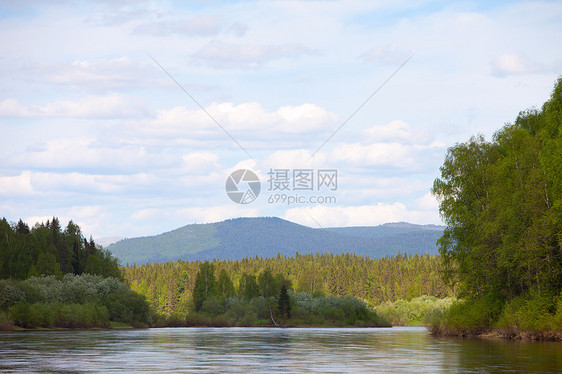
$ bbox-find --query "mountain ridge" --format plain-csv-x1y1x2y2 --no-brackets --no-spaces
107,217,444,265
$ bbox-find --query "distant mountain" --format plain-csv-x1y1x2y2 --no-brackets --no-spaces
95,236,126,248
107,217,444,265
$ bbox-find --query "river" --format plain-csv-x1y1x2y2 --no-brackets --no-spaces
1,327,561,373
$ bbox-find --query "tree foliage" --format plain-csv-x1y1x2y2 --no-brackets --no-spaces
0,274,152,328
278,283,291,320
193,261,216,312
432,78,562,301
125,252,452,315
431,78,562,336
0,217,121,280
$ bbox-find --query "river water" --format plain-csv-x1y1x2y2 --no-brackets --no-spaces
0,326,560,373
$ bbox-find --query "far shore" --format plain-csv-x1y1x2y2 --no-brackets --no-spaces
430,328,562,342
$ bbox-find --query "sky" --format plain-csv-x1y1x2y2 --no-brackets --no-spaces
1,0,561,240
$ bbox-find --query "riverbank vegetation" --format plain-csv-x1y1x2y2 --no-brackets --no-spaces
0,218,152,330
375,296,456,326
430,78,562,340
0,274,152,330
150,262,390,327
125,252,453,316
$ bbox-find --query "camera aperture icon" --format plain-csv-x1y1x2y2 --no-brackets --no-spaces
225,169,261,204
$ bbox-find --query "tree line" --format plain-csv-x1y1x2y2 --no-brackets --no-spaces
124,252,453,315
0,217,121,279
0,217,153,330
431,77,562,338
171,261,389,327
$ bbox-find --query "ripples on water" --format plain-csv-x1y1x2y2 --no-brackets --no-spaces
1,327,561,373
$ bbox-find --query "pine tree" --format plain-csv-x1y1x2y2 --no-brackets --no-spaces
193,261,216,311
277,282,291,320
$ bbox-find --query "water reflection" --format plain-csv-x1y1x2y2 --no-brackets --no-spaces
0,327,560,373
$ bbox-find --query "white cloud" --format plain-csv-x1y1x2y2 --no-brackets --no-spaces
492,52,537,76
47,57,153,89
277,103,339,132
413,191,439,211
24,205,110,237
0,94,146,119
491,52,562,77
364,120,412,142
134,101,338,140
227,22,248,37
5,138,174,172
175,205,259,224
284,203,440,228
182,152,221,173
0,99,28,118
2,0,561,238
0,171,34,195
361,45,411,65
192,41,314,69
259,149,328,170
331,142,413,167
133,16,223,36
131,208,161,221
85,3,163,26
30,172,152,194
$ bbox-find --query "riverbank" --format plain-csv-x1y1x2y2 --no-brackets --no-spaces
429,326,562,341
426,296,562,342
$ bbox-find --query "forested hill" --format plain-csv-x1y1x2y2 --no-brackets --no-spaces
107,217,444,265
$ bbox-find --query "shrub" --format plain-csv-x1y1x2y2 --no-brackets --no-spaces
239,309,257,326
0,310,13,330
0,282,26,310
201,297,225,317
376,296,456,326
165,312,186,327
249,296,271,320
9,302,38,328
54,303,109,328
495,291,558,333
30,302,55,327
430,295,503,336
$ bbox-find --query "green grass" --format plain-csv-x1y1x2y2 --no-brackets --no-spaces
110,321,133,328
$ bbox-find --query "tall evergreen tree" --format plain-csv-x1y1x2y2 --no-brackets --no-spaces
240,272,260,300
258,267,278,298
193,261,217,311
277,282,291,320
217,268,234,298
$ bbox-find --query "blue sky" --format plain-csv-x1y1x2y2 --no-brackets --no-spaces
1,0,561,240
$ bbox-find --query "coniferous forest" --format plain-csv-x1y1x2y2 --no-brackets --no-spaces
0,217,120,280
0,218,151,329
124,253,451,316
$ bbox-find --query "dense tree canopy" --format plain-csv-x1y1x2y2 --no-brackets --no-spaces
125,252,451,314
0,217,121,280
432,78,562,301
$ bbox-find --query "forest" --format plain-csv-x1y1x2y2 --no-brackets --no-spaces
124,252,453,317
0,218,151,329
430,77,562,339
162,261,391,327
0,217,121,280
1,216,450,329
